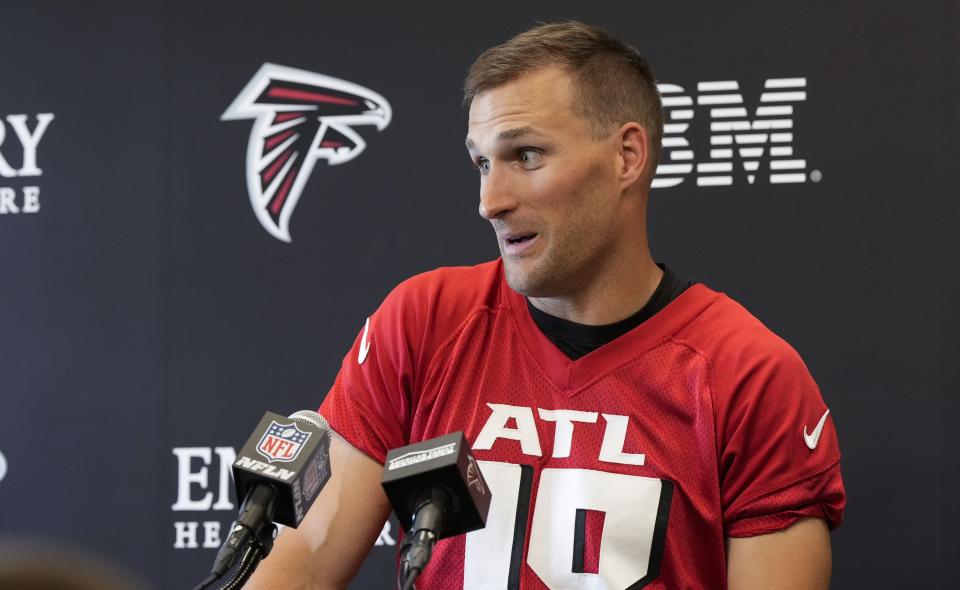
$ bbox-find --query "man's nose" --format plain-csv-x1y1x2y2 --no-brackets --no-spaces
478,165,518,220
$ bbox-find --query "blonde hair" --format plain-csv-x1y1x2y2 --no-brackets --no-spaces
464,21,663,165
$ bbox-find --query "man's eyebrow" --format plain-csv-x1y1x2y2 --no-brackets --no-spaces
497,126,547,141
465,126,549,151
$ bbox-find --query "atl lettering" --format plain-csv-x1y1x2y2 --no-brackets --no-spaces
474,403,647,466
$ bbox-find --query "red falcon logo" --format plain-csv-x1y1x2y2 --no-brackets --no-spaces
222,63,391,242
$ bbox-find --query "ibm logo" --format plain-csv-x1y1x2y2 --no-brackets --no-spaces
653,78,816,188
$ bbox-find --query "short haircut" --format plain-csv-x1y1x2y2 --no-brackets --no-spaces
464,21,663,167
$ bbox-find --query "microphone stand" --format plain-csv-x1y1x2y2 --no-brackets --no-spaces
193,523,277,590
218,523,277,590
397,487,449,590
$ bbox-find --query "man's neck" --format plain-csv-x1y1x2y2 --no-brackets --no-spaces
527,256,663,325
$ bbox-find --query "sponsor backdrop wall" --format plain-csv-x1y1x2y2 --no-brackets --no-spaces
1,1,956,588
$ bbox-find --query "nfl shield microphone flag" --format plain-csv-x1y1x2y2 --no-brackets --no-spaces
195,410,332,590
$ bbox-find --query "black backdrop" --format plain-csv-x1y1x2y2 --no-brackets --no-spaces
1,1,957,588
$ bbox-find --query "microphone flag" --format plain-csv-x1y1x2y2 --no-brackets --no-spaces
233,411,332,527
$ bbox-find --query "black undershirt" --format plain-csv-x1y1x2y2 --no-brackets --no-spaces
527,265,695,360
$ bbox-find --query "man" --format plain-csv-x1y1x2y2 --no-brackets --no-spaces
246,21,845,589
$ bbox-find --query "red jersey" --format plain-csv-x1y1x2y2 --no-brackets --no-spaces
320,260,845,589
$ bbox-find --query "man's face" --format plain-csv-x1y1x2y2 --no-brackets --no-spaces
466,66,625,298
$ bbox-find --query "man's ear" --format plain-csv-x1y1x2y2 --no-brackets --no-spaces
618,122,650,190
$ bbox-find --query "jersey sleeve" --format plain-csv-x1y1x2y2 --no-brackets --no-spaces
712,321,846,537
317,264,498,464
318,278,425,464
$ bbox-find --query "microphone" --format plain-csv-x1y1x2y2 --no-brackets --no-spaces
381,432,491,590
195,410,332,590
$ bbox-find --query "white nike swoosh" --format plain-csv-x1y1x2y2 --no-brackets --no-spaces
803,409,830,450
357,317,371,365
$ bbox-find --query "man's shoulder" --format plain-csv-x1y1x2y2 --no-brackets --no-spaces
385,259,503,312
372,259,505,350
393,260,502,297
673,284,806,369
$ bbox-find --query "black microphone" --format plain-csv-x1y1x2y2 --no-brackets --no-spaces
381,432,491,590
195,410,332,590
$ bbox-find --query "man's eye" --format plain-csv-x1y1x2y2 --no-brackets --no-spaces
519,149,543,167
476,158,490,174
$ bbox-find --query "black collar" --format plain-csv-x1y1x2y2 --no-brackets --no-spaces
527,265,695,360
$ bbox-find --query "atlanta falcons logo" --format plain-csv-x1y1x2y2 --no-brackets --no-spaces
221,63,391,242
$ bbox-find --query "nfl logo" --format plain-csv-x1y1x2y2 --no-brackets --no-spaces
256,420,312,463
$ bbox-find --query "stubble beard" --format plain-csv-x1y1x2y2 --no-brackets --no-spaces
502,216,616,300
500,160,620,299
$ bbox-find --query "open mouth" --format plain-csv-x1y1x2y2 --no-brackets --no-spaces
506,233,537,245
